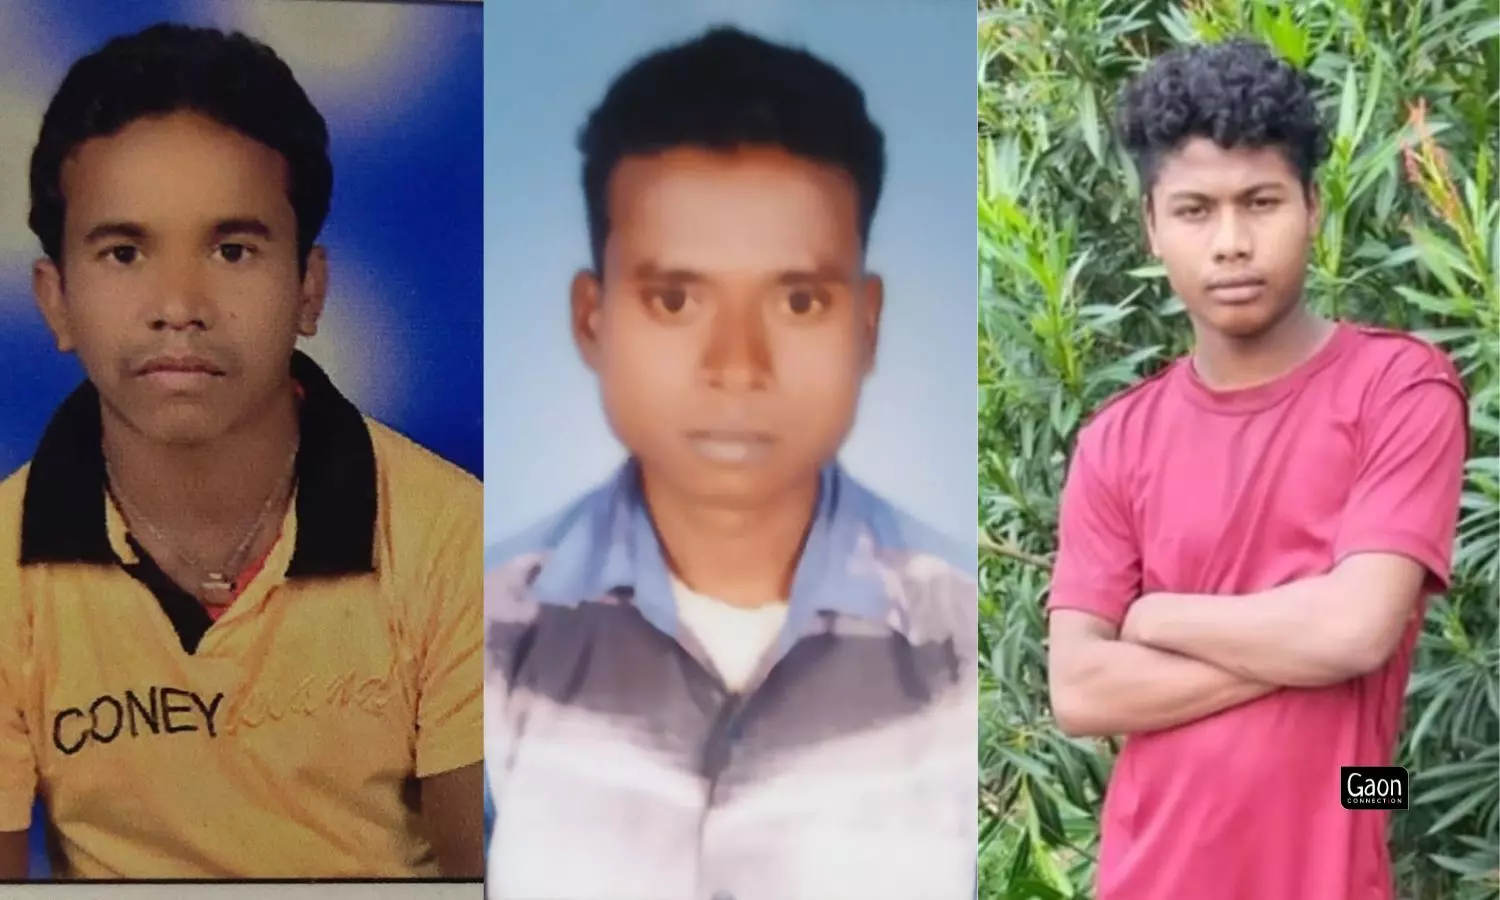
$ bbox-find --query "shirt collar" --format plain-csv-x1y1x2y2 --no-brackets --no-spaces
529,459,891,633
19,350,377,578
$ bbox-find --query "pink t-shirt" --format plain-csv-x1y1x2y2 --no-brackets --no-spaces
1049,323,1467,900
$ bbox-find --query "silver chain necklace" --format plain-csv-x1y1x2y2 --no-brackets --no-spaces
105,444,299,604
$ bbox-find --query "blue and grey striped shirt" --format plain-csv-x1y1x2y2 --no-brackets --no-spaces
484,461,977,900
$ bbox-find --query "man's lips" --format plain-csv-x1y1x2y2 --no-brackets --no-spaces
1206,276,1266,290
1205,276,1267,303
135,356,225,377
684,429,777,465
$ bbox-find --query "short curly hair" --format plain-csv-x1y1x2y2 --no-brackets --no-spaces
30,23,332,268
577,26,886,273
1116,39,1329,196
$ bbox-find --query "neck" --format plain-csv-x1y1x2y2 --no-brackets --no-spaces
1192,305,1334,390
642,468,821,608
101,383,300,532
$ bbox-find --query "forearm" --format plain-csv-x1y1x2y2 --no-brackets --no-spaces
421,763,484,878
1127,576,1376,687
0,830,27,879
1050,636,1276,737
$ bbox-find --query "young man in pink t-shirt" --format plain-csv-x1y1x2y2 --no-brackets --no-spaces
1045,39,1468,900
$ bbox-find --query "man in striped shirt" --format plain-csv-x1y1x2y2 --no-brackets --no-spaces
484,26,976,900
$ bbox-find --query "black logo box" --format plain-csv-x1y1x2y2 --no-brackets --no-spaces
1341,766,1409,811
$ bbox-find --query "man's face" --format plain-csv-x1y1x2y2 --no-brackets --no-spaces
1145,137,1318,341
34,110,325,446
573,146,882,509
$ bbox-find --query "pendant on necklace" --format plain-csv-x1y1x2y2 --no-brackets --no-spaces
202,573,234,595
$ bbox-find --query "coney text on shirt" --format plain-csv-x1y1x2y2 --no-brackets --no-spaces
49,659,414,754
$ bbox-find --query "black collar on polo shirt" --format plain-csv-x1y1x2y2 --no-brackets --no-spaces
19,350,378,578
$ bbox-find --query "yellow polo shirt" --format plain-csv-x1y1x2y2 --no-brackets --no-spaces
0,352,482,879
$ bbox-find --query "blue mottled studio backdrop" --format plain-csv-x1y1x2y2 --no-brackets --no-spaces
483,0,978,547
0,0,482,878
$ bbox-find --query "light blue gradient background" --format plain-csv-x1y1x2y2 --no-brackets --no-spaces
483,0,976,546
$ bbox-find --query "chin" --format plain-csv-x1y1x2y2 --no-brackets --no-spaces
638,454,809,509
142,426,228,447
1198,303,1292,341
671,466,778,506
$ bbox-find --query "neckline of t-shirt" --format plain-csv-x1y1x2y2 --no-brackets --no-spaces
1174,321,1355,415
669,573,787,615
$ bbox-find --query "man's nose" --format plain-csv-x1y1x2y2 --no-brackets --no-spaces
699,304,772,391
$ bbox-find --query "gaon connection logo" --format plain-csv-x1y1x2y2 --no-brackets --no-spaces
1341,766,1410,811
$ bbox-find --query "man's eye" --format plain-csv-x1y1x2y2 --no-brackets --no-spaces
646,287,692,315
215,243,254,263
784,288,830,316
102,245,140,265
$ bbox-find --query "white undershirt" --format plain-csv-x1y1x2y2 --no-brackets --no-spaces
670,575,788,693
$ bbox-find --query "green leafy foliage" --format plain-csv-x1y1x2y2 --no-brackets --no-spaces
977,1,1498,897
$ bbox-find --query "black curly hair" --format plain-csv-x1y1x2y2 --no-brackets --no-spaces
30,23,332,270
1116,39,1328,199
577,26,886,273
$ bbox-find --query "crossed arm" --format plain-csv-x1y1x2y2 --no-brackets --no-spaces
1047,356,1465,739
1047,552,1429,738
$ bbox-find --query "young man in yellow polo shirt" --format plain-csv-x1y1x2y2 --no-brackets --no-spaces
0,24,483,879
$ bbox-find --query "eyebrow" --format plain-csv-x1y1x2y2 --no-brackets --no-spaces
211,217,275,241
1164,182,1289,203
79,217,275,246
630,263,851,284
81,221,147,245
631,263,707,283
775,265,849,285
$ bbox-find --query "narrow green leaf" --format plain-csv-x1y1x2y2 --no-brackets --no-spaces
1078,87,1104,163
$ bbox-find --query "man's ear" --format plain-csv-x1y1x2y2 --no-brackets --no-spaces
570,269,604,372
296,246,329,337
33,257,74,352
859,273,883,375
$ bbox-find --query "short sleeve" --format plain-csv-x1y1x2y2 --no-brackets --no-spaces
1047,423,1142,626
1334,348,1468,591
0,564,37,832
413,492,484,779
